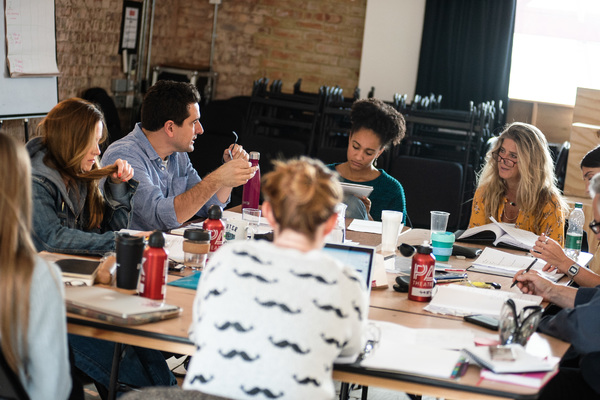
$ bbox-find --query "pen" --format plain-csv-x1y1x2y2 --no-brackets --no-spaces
228,131,238,161
510,257,537,288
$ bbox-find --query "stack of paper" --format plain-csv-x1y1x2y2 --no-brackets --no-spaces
424,284,542,318
357,320,473,379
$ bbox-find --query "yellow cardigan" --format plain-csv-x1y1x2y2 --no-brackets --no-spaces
468,187,565,246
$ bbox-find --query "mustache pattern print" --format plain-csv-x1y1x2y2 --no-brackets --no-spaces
204,288,227,300
289,270,337,285
188,374,213,384
240,386,283,398
233,250,272,265
234,269,278,284
268,336,310,354
215,321,254,332
255,298,301,314
293,375,320,386
218,349,260,362
313,299,347,318
343,270,362,285
352,300,363,321
320,333,348,349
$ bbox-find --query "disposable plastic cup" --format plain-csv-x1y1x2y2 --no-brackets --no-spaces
430,211,450,237
431,231,455,262
381,210,404,252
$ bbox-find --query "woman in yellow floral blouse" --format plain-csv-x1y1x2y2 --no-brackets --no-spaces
469,122,568,245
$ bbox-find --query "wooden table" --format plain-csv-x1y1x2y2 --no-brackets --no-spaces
65,223,570,400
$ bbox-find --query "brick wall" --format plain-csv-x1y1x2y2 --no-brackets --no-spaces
3,0,366,140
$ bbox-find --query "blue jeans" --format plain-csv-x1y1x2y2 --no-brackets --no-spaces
343,194,368,220
69,334,177,392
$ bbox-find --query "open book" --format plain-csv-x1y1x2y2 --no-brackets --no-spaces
469,247,593,282
424,283,543,318
456,217,540,251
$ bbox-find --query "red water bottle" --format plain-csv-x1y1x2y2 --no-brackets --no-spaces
204,205,224,259
408,241,436,302
139,230,169,301
241,151,261,210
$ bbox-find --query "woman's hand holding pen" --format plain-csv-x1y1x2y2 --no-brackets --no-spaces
223,144,248,163
109,159,134,184
531,233,572,274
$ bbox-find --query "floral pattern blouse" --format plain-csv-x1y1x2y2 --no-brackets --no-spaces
468,187,565,246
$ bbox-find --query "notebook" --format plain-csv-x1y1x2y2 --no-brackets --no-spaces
55,258,100,287
65,286,181,325
323,243,375,292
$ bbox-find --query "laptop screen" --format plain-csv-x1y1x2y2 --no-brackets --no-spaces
322,243,375,292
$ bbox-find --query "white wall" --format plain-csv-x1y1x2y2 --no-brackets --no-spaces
358,0,426,102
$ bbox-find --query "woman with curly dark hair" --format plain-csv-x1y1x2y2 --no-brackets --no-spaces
328,98,407,221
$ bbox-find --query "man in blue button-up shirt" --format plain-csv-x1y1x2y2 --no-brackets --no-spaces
103,80,257,231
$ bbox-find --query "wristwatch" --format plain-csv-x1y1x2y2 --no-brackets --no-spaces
567,263,580,277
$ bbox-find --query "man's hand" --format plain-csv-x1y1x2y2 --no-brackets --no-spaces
223,144,249,163
513,269,577,309
213,158,257,188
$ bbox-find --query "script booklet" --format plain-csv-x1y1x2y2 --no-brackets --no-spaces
463,344,557,374
424,284,543,318
353,320,472,379
340,182,374,198
456,217,539,251
468,247,593,282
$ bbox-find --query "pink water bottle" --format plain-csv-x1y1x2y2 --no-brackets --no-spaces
408,241,436,302
139,230,169,301
242,151,260,210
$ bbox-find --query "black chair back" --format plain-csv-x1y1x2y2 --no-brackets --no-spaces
388,156,464,231
0,347,29,400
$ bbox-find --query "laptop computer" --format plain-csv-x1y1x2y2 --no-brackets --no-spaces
64,286,181,326
322,243,375,293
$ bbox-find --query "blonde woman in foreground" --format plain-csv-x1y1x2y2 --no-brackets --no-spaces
0,132,72,400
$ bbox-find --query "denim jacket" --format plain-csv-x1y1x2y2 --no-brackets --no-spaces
27,137,138,256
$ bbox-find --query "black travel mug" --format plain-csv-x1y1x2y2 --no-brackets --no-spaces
115,233,144,289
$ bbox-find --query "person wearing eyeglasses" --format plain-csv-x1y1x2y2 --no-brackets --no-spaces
513,173,600,399
469,122,568,245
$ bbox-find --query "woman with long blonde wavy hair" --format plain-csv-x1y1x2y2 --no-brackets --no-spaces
0,132,71,399
27,97,136,255
469,122,568,245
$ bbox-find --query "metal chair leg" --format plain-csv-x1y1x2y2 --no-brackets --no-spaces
107,343,122,400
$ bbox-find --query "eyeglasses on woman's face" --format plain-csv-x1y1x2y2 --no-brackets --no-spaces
491,150,518,168
590,220,600,234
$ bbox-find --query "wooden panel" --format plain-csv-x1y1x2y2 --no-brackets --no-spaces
572,87,600,126
564,124,600,197
506,99,573,144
